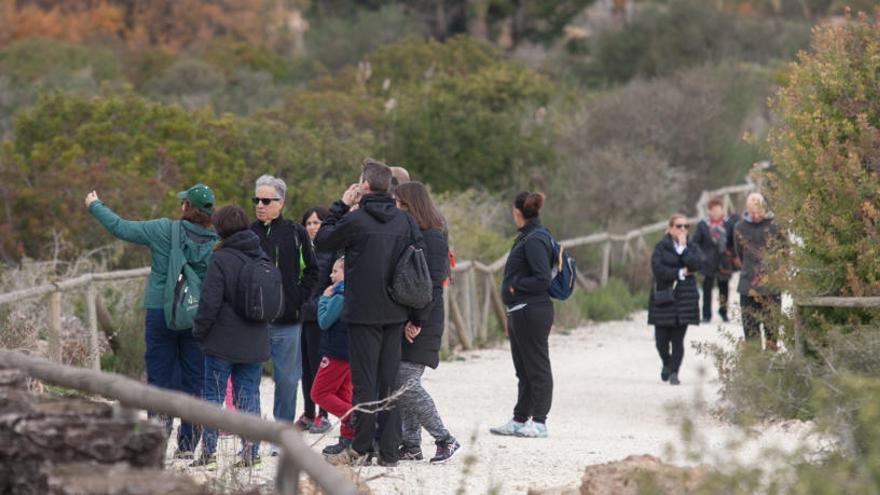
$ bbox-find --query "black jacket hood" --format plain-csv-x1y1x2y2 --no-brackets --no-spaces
221,229,265,257
360,193,398,223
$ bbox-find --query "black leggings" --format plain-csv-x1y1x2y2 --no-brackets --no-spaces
300,321,326,419
654,325,687,374
507,301,554,424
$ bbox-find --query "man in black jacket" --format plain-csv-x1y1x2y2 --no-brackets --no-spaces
250,174,318,448
314,159,412,466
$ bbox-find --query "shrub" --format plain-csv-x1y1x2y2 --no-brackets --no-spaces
554,278,643,327
767,13,880,300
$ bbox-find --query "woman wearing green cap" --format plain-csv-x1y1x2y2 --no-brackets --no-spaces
85,184,219,459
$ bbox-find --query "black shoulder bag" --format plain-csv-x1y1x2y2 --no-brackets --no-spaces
388,213,433,309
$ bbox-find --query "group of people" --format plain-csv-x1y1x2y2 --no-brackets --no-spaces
648,192,783,384
85,157,779,470
85,159,562,470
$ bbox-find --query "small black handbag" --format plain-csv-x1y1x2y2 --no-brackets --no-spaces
653,280,678,306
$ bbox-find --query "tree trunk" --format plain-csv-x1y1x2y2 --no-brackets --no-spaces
467,0,489,39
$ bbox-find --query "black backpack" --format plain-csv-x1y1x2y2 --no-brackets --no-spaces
388,214,433,309
231,251,285,322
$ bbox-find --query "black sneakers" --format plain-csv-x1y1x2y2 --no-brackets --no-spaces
669,372,681,385
322,437,352,456
399,445,424,461
661,366,671,382
429,439,461,464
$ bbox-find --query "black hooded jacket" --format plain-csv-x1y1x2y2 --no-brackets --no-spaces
314,193,412,325
193,229,271,363
501,219,553,307
251,214,318,323
402,227,449,369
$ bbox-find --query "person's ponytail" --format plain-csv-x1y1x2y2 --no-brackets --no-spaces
514,191,544,220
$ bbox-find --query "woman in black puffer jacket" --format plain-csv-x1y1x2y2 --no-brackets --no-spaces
393,182,460,464
648,213,703,386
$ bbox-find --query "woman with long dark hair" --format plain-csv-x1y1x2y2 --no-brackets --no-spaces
297,206,332,434
648,214,702,385
394,181,460,463
490,191,554,439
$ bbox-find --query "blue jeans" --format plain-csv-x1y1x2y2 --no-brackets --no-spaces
270,323,302,422
202,356,262,457
144,308,204,452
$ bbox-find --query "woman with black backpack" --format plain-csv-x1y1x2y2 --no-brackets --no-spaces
648,214,703,386
490,191,555,439
191,205,271,469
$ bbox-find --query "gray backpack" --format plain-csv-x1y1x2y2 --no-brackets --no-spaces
388,214,433,309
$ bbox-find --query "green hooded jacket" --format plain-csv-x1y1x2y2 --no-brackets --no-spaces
89,201,219,309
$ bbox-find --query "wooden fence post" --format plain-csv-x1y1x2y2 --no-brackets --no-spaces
480,272,491,342
793,302,804,357
489,281,508,336
463,267,474,343
86,281,100,371
600,239,612,286
48,290,62,363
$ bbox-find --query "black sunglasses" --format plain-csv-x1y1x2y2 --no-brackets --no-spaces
674,223,690,229
252,197,281,206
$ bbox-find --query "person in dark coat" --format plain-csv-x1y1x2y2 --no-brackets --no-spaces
648,214,703,386
690,198,738,322
192,206,270,469
249,174,318,449
393,181,460,464
490,191,555,439
734,192,783,351
298,206,332,434
314,158,413,467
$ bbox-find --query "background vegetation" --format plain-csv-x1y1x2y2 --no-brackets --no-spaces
0,0,853,377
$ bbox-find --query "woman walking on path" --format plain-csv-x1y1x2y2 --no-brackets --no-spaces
490,192,555,439
298,206,332,434
85,184,218,457
648,214,703,386
393,182,460,463
191,206,270,469
690,198,738,323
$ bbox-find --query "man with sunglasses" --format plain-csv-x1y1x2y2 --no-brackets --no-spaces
250,174,318,451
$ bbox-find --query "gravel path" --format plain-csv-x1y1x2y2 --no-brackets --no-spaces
166,293,811,494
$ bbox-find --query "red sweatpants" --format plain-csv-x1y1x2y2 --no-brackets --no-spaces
310,356,354,439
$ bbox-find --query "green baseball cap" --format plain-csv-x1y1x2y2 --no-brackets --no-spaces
176,183,215,214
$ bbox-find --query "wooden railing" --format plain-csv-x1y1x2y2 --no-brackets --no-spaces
792,297,880,355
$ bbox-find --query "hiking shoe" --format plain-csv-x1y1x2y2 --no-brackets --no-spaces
669,372,681,386
232,453,262,469
719,312,729,323
322,437,352,456
309,416,332,434
190,451,217,469
174,449,195,460
516,420,548,438
294,414,313,431
429,439,461,464
269,444,281,457
489,419,526,436
398,445,424,461
661,366,671,382
325,446,370,466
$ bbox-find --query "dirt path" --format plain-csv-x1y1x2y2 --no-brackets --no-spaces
169,297,811,494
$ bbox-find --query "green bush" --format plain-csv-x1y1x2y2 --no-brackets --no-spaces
554,278,643,327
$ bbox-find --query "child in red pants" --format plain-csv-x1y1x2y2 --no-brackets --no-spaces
310,257,354,455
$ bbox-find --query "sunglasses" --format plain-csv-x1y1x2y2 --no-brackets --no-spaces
674,224,690,230
252,197,281,206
